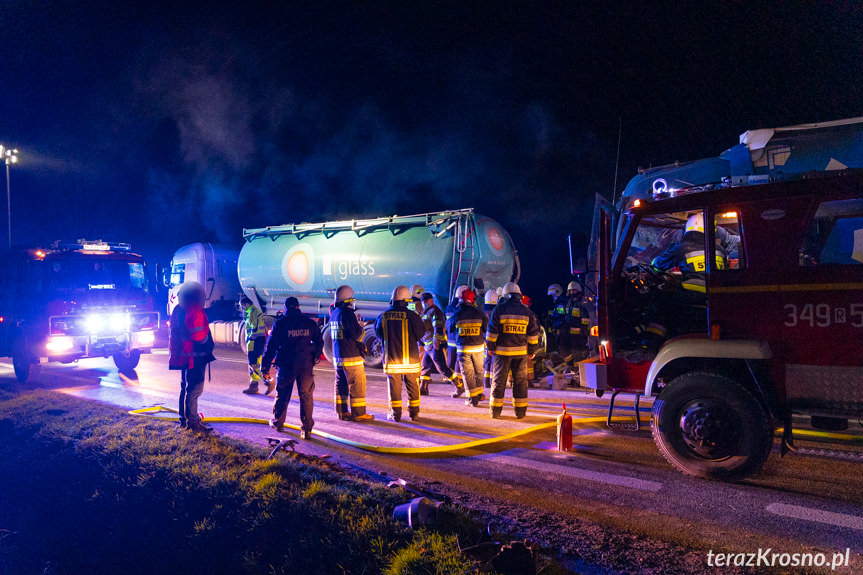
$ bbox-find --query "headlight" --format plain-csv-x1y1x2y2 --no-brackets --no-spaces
108,314,129,332
46,336,74,353
136,331,155,346
86,315,105,334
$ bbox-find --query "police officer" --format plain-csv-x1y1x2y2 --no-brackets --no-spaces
444,285,468,387
241,296,274,395
486,282,541,419
481,289,499,388
329,285,374,422
446,288,487,407
420,293,463,397
261,297,323,440
375,286,426,422
560,281,591,364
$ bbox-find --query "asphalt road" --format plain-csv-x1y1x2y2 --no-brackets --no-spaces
3,347,862,574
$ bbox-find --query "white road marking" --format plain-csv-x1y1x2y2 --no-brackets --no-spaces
766,503,863,531
487,454,663,492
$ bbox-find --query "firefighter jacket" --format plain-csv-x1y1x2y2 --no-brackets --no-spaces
444,300,460,349
446,302,488,354
564,296,591,339
169,304,215,370
421,303,448,348
329,303,366,367
374,301,425,374
651,231,727,293
261,308,323,372
486,295,541,357
244,305,267,342
549,295,568,333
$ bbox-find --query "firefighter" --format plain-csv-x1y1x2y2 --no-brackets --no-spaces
522,294,538,384
329,285,374,421
486,282,541,419
261,297,323,440
419,293,464,397
559,281,591,364
241,296,274,395
407,283,424,314
546,283,566,354
482,289,499,388
374,286,426,421
444,285,468,386
446,288,487,406
168,282,216,433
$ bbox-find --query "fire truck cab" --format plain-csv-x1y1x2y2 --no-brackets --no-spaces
0,240,160,382
584,171,863,480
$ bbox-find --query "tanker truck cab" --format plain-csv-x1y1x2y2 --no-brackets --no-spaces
0,240,160,382
166,243,242,321
584,171,863,481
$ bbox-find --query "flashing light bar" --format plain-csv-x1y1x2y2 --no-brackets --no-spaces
52,239,132,252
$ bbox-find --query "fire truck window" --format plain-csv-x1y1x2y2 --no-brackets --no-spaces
715,212,744,269
800,199,863,266
623,212,687,268
129,263,147,290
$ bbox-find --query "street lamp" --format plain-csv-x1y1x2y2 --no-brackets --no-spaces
1,145,18,250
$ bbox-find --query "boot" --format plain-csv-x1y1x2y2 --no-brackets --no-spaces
187,420,213,433
242,383,259,395
354,413,375,422
264,378,276,396
420,382,429,396
451,386,465,399
300,429,313,440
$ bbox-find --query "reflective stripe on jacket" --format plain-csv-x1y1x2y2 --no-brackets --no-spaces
374,302,425,374
329,304,365,366
446,301,488,353
244,305,267,341
486,295,541,356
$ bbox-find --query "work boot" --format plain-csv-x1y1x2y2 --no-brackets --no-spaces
300,429,312,440
419,382,429,396
187,420,213,433
242,384,259,395
268,419,284,432
338,413,354,421
387,412,401,423
264,379,276,396
490,410,501,419
354,413,375,422
409,409,420,421
451,386,465,399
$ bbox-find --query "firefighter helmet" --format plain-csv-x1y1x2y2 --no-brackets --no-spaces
501,282,521,297
455,285,468,299
391,285,411,304
178,281,205,306
334,285,355,304
462,289,476,303
547,283,563,298
567,280,582,294
484,290,499,305
522,294,532,307
410,284,424,298
685,212,705,234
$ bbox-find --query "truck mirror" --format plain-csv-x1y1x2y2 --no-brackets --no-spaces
569,232,588,275
160,265,170,288
206,277,215,300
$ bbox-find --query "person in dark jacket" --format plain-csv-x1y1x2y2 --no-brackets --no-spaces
486,282,541,419
444,285,468,387
446,288,487,407
559,281,591,364
329,285,374,421
261,297,323,439
169,281,216,433
420,293,463,397
481,289,499,389
375,286,426,422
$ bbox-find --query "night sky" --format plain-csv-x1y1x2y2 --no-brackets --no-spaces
2,1,862,304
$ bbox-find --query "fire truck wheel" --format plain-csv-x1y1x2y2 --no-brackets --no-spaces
362,330,383,369
321,325,334,364
12,336,38,384
113,350,141,373
651,371,773,481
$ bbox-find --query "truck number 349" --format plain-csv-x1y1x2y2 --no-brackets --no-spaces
783,303,863,328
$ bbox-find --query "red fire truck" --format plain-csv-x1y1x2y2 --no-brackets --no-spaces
578,118,863,480
0,240,160,382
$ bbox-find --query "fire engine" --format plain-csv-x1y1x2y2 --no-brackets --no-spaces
577,118,863,480
0,240,160,382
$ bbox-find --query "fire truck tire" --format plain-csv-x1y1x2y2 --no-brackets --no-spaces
12,336,38,384
321,325,334,364
113,350,141,373
651,371,773,481
362,329,383,369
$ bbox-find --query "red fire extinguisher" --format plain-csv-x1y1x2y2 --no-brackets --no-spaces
557,403,572,452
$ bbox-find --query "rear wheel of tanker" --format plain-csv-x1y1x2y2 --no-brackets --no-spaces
362,329,383,369
12,336,38,384
651,371,773,482
113,349,141,373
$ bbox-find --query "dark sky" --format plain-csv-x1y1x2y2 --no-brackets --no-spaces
2,1,862,301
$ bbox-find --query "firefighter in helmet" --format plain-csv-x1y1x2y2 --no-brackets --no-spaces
560,281,591,364
420,293,464,397
444,285,468,387
447,288,487,406
546,283,565,354
482,289,499,388
374,286,426,421
329,285,374,421
407,283,424,314
485,282,541,419
261,297,323,439
241,296,274,395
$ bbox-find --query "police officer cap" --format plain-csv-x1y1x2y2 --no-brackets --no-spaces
421,292,435,302
284,297,300,309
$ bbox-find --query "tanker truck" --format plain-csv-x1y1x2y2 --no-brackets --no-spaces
236,208,520,368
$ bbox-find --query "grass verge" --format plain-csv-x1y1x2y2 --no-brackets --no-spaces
0,389,494,575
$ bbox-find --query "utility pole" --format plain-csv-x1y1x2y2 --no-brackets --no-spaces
1,145,19,250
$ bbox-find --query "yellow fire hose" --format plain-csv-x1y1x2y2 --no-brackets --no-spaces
129,405,862,455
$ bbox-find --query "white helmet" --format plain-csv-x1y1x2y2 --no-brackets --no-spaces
501,282,521,297
484,290,499,305
455,285,468,300
567,280,582,293
335,285,355,304
686,212,704,234
547,283,563,298
391,285,411,304
409,284,424,298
